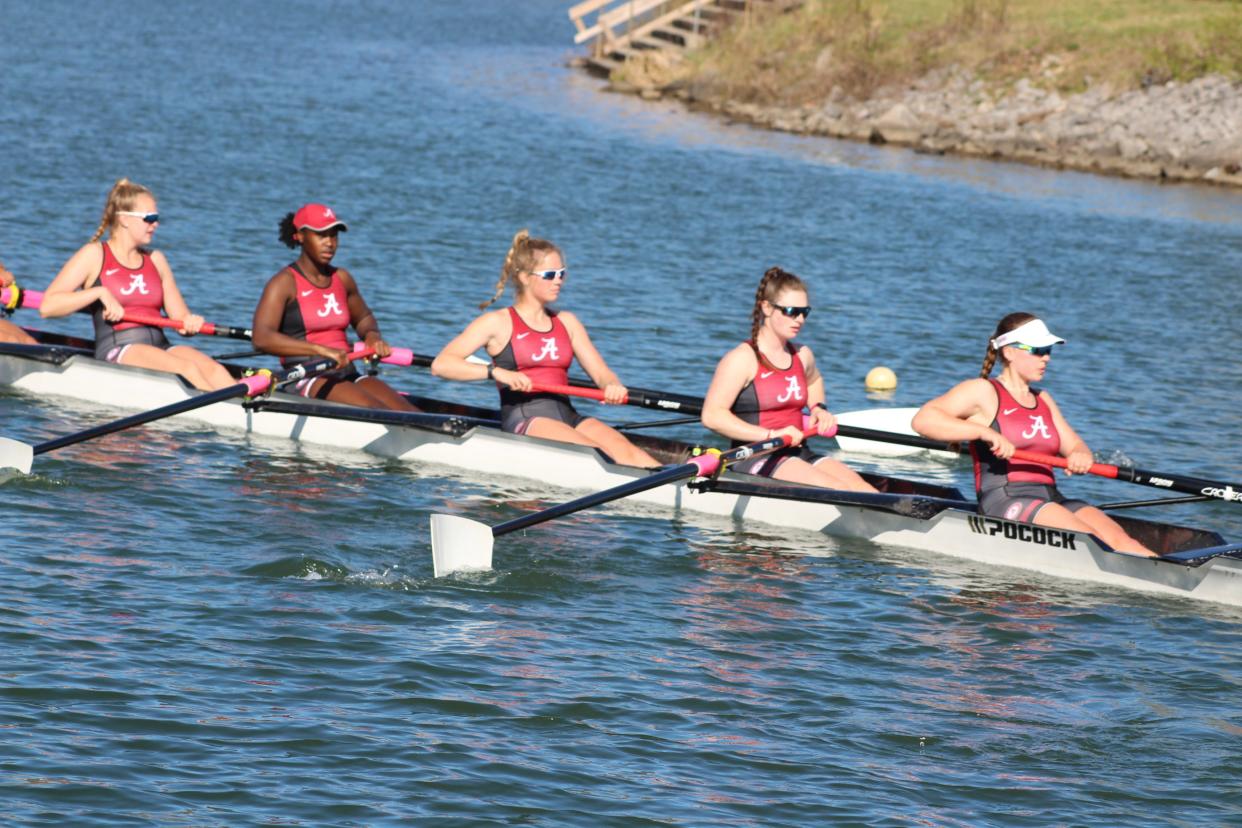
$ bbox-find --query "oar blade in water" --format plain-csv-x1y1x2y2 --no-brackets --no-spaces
0,437,34,475
431,513,494,577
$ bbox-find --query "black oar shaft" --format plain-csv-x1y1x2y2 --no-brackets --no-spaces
491,464,697,538
33,383,251,455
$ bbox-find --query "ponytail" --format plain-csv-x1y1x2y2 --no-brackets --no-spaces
480,229,562,310
748,266,807,370
90,178,154,242
278,212,298,248
981,311,1037,377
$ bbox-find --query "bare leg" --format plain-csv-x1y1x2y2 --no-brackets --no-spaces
119,343,224,391
168,345,235,390
576,418,659,467
355,376,419,411
773,456,878,492
0,319,36,345
1034,502,1157,557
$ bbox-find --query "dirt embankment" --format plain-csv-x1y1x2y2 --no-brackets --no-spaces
600,2,1242,186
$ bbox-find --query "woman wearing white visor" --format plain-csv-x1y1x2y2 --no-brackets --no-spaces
913,312,1155,557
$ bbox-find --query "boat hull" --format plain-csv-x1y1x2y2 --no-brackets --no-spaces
3,341,1240,606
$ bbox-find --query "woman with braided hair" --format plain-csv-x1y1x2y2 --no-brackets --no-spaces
432,230,658,467
700,267,876,491
912,312,1155,556
41,178,234,390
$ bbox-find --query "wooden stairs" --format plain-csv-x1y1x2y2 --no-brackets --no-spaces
568,0,798,78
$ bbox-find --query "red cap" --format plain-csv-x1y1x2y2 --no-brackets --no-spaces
292,203,348,232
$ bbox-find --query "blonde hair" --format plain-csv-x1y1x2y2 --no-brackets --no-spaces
479,229,562,310
749,266,808,370
90,178,155,243
980,311,1038,377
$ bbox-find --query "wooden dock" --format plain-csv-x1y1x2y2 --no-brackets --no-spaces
568,0,797,78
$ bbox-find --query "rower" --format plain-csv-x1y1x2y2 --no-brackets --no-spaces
251,204,417,410
700,267,876,491
40,179,235,390
912,312,1156,557
0,259,36,345
431,229,658,467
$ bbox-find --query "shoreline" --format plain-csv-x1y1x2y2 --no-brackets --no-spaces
595,59,1242,188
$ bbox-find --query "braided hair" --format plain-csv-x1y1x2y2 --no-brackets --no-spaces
748,266,807,370
480,229,563,310
980,311,1037,377
89,178,154,242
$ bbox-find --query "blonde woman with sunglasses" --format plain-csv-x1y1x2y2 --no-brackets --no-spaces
432,229,658,468
701,267,875,491
912,312,1155,556
41,179,234,390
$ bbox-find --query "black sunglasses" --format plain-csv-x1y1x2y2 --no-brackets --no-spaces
773,305,811,319
1012,343,1054,357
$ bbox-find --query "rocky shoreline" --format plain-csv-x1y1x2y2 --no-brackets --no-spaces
601,55,1242,188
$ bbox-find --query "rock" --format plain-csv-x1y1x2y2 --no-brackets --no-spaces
1118,136,1149,160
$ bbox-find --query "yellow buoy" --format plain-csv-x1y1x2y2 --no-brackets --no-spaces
865,366,897,391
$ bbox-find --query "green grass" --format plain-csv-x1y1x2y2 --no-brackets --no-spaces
684,0,1242,102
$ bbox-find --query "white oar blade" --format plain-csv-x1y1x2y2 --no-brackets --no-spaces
430,513,494,577
0,437,34,476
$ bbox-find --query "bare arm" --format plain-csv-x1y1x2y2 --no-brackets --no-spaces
797,346,836,435
148,251,204,335
913,378,1013,457
1041,391,1094,474
431,310,519,385
40,244,121,320
559,311,628,404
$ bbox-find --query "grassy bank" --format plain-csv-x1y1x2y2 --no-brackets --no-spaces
684,0,1242,102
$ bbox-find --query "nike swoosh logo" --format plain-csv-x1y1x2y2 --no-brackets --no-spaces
300,289,315,297
760,371,774,379
105,268,119,276
515,332,530,340
1002,407,1018,415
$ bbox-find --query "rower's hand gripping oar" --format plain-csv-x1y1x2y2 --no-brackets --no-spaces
1007,448,1242,505
428,424,830,577
0,348,375,475
0,285,252,341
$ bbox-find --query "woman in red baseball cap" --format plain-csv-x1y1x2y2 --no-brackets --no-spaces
431,229,658,467
251,204,417,409
40,178,235,390
913,311,1155,556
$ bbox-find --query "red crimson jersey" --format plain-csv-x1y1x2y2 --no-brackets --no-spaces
730,342,808,432
97,242,164,331
279,265,350,365
973,378,1061,492
493,307,573,386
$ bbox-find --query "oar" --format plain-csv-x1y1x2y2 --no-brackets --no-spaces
0,286,252,340
428,424,827,576
0,348,375,475
352,344,706,411
1007,448,1242,506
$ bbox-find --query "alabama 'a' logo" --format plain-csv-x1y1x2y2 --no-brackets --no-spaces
1021,415,1052,441
531,337,559,362
119,273,150,296
317,293,345,318
775,375,803,404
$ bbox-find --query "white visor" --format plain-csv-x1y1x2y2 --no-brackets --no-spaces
991,318,1066,350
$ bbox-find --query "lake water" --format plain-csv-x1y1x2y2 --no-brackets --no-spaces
2,1,1241,824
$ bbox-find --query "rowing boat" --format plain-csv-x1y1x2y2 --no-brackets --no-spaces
2,332,1240,606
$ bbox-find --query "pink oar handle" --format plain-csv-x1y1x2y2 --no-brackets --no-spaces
1,286,44,310
351,342,414,366
529,382,628,405
1011,448,1119,479
239,374,272,396
801,413,840,439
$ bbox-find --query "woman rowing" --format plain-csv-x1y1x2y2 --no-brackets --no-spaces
431,230,658,467
41,179,235,390
0,259,36,345
911,312,1156,556
700,267,876,491
251,204,416,410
